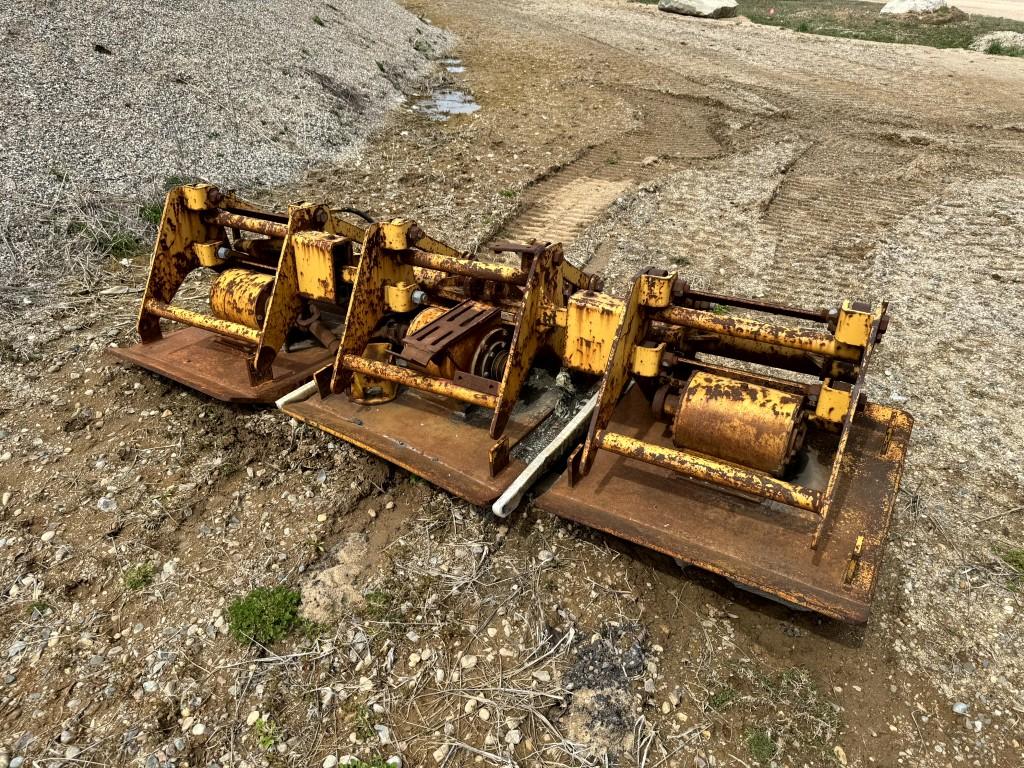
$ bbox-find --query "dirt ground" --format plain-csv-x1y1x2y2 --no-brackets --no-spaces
2,1,1023,767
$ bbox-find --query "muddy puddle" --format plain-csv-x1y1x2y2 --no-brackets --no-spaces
412,58,479,120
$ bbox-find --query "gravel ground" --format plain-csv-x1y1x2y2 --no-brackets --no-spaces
2,0,1024,766
0,0,449,293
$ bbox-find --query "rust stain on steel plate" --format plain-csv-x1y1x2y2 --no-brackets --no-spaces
108,327,332,404
284,386,559,506
537,387,913,624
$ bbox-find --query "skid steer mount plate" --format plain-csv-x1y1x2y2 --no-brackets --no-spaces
109,327,334,404
283,386,560,506
536,388,913,623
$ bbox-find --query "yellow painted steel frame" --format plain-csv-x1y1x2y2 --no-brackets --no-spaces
568,268,884,548
136,184,354,386
573,271,674,479
326,221,568,441
248,203,326,384
489,243,565,438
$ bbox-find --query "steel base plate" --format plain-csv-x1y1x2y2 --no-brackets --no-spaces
109,327,333,404
283,386,559,506
536,388,913,623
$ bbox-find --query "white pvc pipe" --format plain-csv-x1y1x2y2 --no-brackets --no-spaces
275,380,319,410
491,391,599,519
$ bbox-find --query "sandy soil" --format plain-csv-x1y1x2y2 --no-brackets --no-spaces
2,1,1023,767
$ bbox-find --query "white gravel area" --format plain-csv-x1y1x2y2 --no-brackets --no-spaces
0,0,449,261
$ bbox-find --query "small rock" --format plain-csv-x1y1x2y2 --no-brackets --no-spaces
532,670,551,683
41,531,56,543
460,654,477,670
1,492,11,507
246,710,261,726
432,745,449,763
658,0,738,19
952,702,969,715
477,707,490,721
322,756,339,768
834,745,848,766
191,723,206,737
504,729,523,745
537,550,554,563
385,757,401,768
374,724,392,744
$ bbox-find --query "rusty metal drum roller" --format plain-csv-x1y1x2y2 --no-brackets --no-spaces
671,372,805,477
209,269,275,329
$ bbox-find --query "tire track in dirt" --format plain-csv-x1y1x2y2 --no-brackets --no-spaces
755,136,953,306
494,90,721,247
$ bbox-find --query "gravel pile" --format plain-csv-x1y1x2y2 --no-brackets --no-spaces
0,0,449,275
969,30,1024,53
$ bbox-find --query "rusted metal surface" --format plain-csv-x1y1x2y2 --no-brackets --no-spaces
283,386,560,506
812,314,883,548
490,243,564,439
657,305,863,362
350,342,398,405
207,209,289,239
561,291,625,375
598,431,821,512
330,223,418,395
679,288,831,324
400,300,501,368
340,355,499,409
294,231,353,303
578,274,649,476
404,250,529,286
537,387,914,623
249,204,324,384
137,186,224,343
108,327,332,404
209,269,274,329
671,372,805,476
143,299,260,344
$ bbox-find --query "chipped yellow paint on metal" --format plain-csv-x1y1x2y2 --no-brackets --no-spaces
815,379,853,424
658,305,863,362
380,219,417,251
143,299,261,344
183,184,218,211
294,230,351,303
671,372,805,477
598,430,822,512
350,343,399,405
193,240,223,268
384,282,418,312
562,291,625,375
209,269,274,329
341,354,498,409
834,301,875,347
630,342,665,377
637,272,674,308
